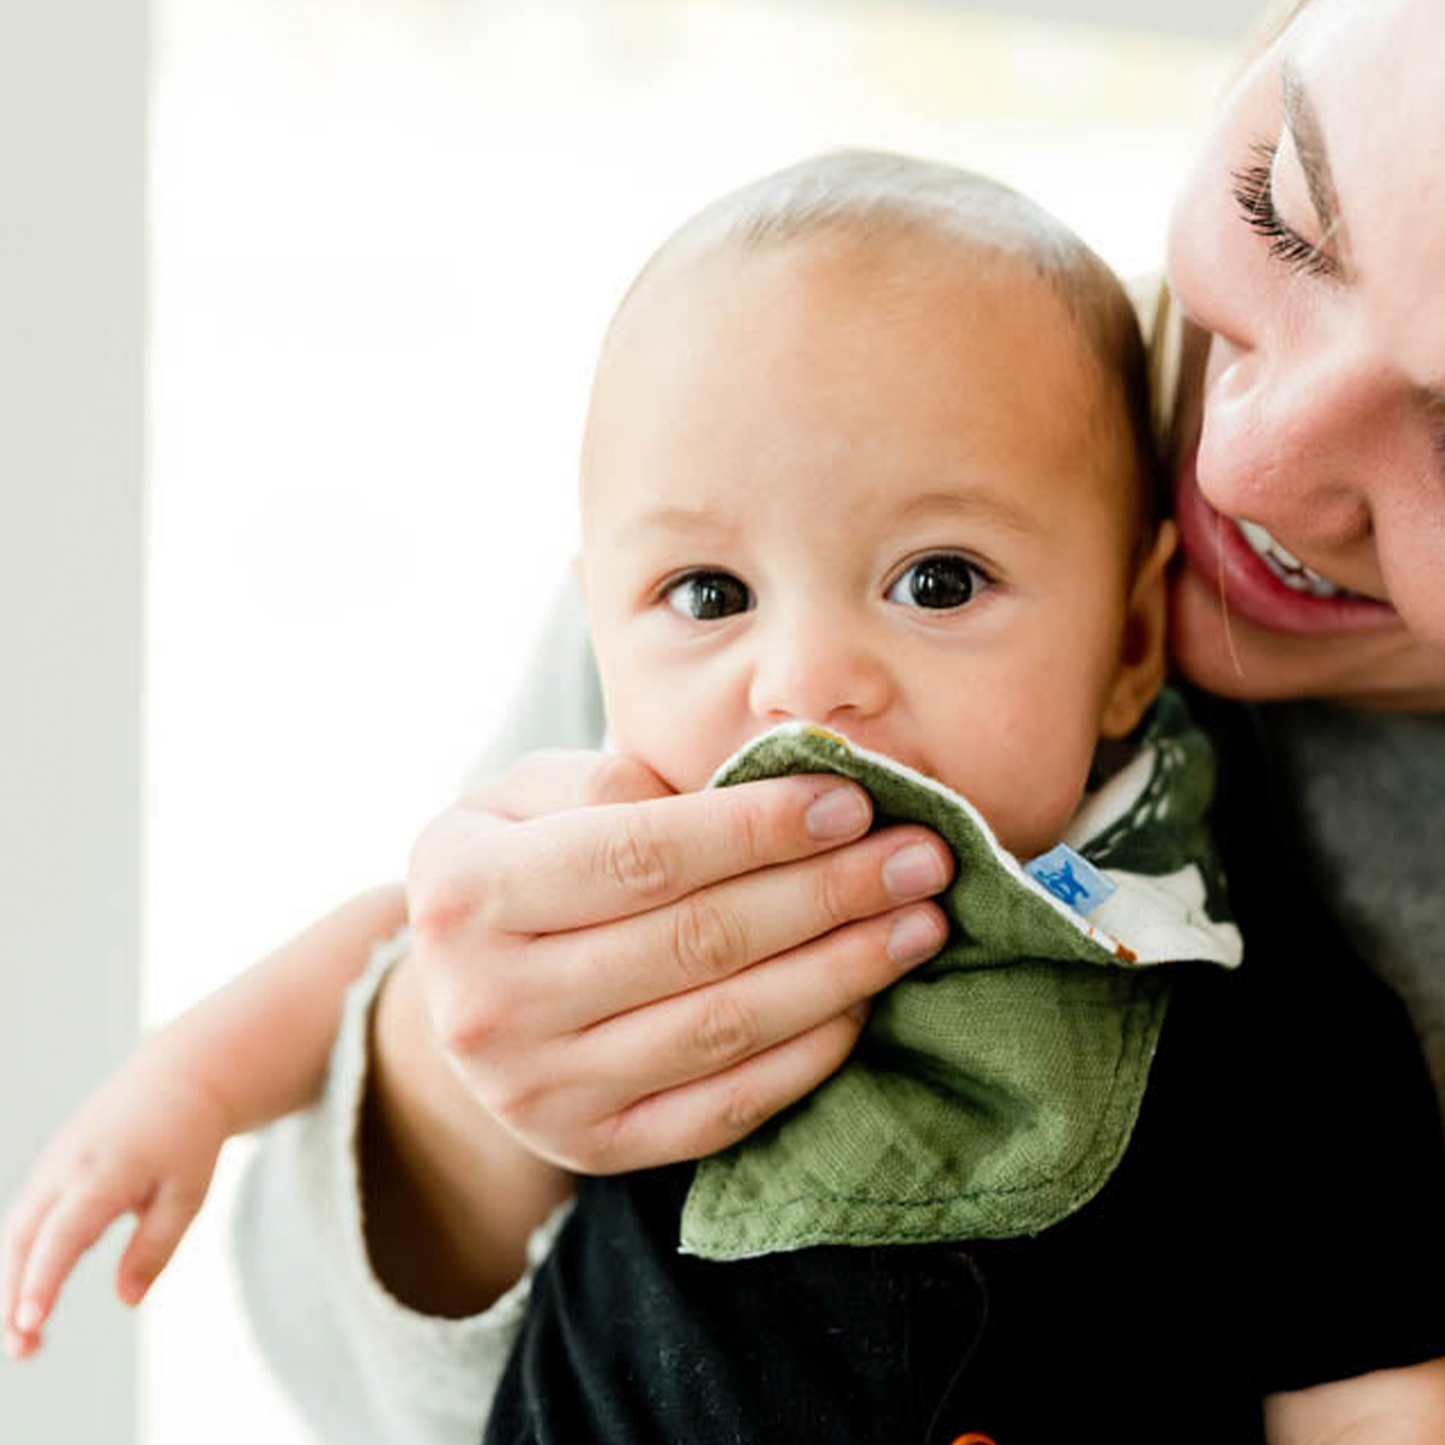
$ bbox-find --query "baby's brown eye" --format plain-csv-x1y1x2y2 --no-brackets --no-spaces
664,571,753,621
887,554,985,610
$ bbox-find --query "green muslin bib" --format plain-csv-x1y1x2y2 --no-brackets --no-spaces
681,688,1242,1260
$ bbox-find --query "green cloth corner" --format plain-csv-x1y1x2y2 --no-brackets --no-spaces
680,689,1240,1260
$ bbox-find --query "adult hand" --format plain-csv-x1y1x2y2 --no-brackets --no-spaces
405,749,953,1175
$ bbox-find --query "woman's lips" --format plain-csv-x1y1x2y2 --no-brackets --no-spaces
1173,446,1396,636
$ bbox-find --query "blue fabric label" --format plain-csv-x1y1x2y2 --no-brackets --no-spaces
1024,844,1117,916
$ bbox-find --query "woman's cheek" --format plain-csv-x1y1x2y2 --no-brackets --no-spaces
1378,524,1445,656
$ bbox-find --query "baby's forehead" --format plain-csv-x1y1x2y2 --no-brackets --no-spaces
583,233,1143,519
611,224,1118,384
583,162,1153,559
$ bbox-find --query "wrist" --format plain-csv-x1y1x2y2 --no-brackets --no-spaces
361,954,572,1314
131,1025,241,1141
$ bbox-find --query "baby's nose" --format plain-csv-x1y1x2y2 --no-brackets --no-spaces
747,619,891,725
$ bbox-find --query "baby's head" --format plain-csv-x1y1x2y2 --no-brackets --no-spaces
577,151,1175,859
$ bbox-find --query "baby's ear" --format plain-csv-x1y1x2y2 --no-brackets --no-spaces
1099,520,1177,740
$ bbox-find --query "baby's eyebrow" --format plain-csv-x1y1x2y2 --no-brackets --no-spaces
889,488,1042,536
629,504,740,538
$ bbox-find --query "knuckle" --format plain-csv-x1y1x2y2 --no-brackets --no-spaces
431,983,513,1059
584,754,657,807
690,993,760,1068
582,1114,649,1177
669,896,744,984
810,852,855,927
406,829,481,944
74,1143,103,1171
468,873,520,940
595,809,677,904
834,918,889,992
484,1077,547,1134
732,790,773,868
407,804,524,943
718,1079,771,1143
62,1146,104,1185
564,1131,614,1176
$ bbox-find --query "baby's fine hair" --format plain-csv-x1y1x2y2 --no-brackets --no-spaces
607,149,1161,558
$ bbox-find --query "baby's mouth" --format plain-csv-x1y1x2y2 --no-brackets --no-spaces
1233,520,1362,600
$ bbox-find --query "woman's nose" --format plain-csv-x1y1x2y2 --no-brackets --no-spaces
1199,331,1384,549
747,616,891,726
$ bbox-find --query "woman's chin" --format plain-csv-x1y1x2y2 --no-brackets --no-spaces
1168,562,1445,711
1167,562,1311,701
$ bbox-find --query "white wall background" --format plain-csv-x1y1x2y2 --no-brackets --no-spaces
4,2,1248,1442
0,1,144,1442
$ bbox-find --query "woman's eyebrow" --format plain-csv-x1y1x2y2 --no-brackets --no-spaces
1280,61,1351,269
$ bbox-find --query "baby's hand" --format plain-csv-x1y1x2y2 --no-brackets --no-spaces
1,1048,231,1359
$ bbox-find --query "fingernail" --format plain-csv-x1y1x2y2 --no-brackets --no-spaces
805,783,870,841
14,1300,42,1332
882,842,949,899
887,909,944,968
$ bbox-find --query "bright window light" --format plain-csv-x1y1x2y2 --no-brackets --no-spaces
144,3,1227,1440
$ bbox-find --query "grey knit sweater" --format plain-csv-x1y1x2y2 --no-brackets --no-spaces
1262,701,1445,1117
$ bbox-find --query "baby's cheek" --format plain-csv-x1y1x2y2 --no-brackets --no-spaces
605,710,727,796
979,734,1100,862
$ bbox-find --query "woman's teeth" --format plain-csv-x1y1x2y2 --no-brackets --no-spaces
1236,519,1353,598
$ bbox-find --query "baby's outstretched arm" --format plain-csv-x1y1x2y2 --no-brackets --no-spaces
1,884,405,1360
1265,1358,1445,1443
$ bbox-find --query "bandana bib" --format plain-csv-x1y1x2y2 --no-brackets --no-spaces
681,689,1241,1259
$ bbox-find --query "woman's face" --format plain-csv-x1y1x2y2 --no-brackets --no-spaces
1166,0,1445,709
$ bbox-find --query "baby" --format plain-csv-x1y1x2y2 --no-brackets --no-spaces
479,153,1445,1443
8,153,1445,1442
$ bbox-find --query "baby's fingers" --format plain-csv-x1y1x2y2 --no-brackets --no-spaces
2,1184,59,1358
10,1177,143,1348
115,1178,205,1306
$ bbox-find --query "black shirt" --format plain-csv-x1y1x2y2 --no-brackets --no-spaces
484,700,1445,1444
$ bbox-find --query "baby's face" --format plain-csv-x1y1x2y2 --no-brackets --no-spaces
579,231,1170,859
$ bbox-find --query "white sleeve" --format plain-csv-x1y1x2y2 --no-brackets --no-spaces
230,935,571,1445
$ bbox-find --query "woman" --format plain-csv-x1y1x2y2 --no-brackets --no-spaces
234,0,1445,1437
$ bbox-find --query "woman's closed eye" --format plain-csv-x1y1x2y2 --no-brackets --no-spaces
1231,139,1340,280
885,552,991,611
663,569,754,621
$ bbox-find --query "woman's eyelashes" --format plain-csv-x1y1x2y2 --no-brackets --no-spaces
663,569,754,621
885,552,990,611
1231,140,1338,279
